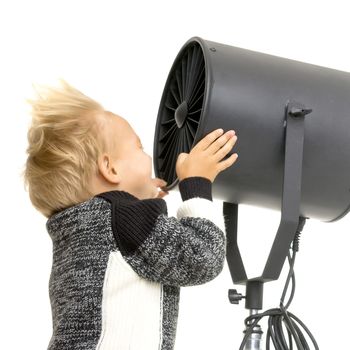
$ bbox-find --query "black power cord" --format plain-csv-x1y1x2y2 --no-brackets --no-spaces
239,217,320,350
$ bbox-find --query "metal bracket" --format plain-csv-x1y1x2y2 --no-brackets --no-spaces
225,99,312,310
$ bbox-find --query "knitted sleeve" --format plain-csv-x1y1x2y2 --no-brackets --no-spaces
104,176,227,287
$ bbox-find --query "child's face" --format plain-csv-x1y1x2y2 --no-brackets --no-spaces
97,111,158,200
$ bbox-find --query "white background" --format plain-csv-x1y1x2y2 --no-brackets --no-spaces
1,0,349,349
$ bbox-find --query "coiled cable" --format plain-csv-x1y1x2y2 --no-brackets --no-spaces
239,217,320,350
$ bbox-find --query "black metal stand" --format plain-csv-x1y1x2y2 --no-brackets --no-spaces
225,100,312,349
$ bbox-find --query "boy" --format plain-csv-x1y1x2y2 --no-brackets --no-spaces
22,79,238,350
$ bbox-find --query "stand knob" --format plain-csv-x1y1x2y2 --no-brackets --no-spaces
228,289,246,304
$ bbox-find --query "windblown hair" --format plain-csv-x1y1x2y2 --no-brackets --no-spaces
21,79,111,218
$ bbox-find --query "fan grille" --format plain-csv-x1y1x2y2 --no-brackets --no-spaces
154,41,206,187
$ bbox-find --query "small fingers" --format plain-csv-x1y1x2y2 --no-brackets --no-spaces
193,128,224,152
206,130,236,155
217,152,239,171
214,134,238,160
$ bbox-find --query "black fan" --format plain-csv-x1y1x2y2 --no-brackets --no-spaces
154,36,350,223
153,41,206,189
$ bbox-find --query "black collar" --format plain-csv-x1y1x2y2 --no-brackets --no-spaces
94,190,140,202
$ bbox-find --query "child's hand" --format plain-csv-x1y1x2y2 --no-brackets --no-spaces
176,128,238,183
151,177,169,199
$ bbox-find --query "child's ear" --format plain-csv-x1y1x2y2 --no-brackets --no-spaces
105,159,117,175
98,154,120,184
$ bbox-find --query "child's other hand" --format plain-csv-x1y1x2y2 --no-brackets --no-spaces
151,177,169,199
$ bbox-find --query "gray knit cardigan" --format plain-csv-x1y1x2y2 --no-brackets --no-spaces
46,176,227,350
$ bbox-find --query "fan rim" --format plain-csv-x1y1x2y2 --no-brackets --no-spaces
153,36,213,191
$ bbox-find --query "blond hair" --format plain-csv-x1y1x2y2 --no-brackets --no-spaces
21,79,111,218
